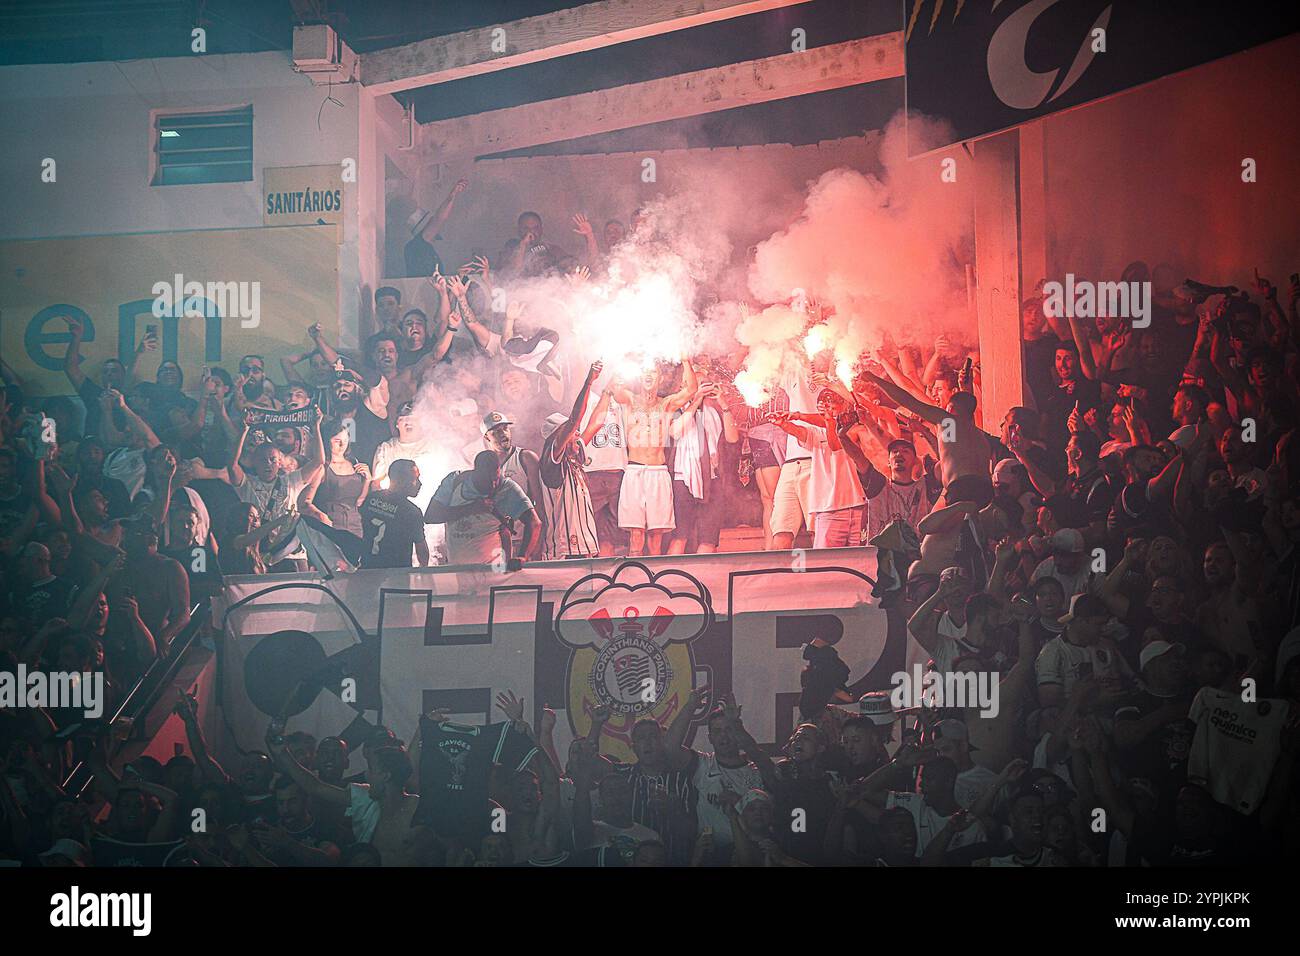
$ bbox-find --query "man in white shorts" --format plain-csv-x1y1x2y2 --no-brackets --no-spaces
608,359,698,556
768,367,818,550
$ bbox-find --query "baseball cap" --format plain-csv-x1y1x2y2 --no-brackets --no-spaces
933,719,969,744
333,367,364,386
857,691,896,726
1139,640,1183,671
480,411,514,436
1058,592,1109,624
406,207,434,237
395,400,416,419
540,412,569,441
1051,528,1086,554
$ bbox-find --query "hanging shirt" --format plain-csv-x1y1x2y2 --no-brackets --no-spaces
415,718,537,839
1187,689,1289,815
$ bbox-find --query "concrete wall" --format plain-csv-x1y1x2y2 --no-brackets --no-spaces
1033,33,1300,289
389,134,883,279
0,52,364,334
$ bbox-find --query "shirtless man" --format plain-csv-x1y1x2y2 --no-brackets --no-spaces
275,740,436,867
608,359,698,556
860,370,994,511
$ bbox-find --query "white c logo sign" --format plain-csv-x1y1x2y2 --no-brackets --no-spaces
987,0,1112,110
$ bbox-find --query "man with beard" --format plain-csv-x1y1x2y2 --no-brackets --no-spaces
1108,444,1181,541
327,367,388,466
230,354,279,413
1196,540,1267,667
244,777,342,867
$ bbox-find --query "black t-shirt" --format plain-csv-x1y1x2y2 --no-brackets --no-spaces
359,491,424,569
13,576,79,625
338,403,390,467
414,718,538,840
404,235,443,278
1113,691,1195,807
1040,378,1102,454
397,343,435,370
1023,334,1062,413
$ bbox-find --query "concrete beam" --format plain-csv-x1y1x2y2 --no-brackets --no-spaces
419,33,904,161
974,129,1026,428
361,0,814,96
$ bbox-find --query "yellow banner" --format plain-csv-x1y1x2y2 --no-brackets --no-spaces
0,225,338,397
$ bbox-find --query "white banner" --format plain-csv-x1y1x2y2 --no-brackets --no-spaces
216,549,896,768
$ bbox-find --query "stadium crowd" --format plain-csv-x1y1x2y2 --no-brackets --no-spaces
1,186,1299,865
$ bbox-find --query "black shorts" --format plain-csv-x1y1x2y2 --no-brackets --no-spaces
584,469,628,549
669,479,725,550
749,438,779,470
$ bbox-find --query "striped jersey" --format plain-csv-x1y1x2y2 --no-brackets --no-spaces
539,433,599,559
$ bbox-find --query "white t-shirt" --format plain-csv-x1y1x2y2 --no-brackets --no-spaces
582,395,627,472
1187,688,1289,815
931,614,978,675
1031,557,1095,600
104,447,148,500
691,753,764,849
430,471,532,564
798,423,865,514
372,436,435,484
954,764,1000,811
235,466,312,560
782,370,818,462
1035,636,1124,699
886,791,986,858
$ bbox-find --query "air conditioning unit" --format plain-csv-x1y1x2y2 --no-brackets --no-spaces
292,24,357,85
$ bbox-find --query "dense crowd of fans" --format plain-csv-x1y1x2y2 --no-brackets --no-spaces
1,181,1298,865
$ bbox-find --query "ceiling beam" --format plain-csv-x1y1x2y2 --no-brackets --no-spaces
418,32,903,160
360,0,814,96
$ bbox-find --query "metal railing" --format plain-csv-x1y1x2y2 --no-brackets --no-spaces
61,599,210,797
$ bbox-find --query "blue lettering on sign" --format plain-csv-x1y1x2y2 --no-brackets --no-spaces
24,305,94,371
22,301,224,371
118,298,223,365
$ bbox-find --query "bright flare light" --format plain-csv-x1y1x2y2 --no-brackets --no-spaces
835,358,854,387
733,370,769,407
803,325,828,357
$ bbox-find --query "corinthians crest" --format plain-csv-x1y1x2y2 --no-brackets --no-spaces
556,563,713,761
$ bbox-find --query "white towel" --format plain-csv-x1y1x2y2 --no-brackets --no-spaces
676,405,723,499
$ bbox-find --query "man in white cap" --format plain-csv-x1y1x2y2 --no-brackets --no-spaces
482,410,541,559
403,178,468,278
1112,640,1194,809
537,362,603,560
1031,527,1094,600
